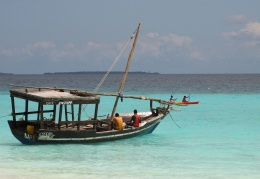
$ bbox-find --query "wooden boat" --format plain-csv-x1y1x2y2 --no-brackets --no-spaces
7,23,174,145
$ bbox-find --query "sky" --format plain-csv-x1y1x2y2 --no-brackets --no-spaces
1,0,260,74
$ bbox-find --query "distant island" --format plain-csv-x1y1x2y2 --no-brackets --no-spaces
44,71,160,75
0,72,13,75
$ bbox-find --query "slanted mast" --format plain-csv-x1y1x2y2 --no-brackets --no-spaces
110,23,141,120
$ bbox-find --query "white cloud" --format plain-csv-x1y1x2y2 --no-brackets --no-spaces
223,21,260,47
189,51,206,61
0,42,57,58
0,33,204,73
162,33,192,46
242,22,260,37
0,49,13,57
220,21,260,64
131,32,211,68
0,41,112,61
145,32,192,46
28,42,56,49
139,32,193,58
25,42,56,57
64,43,75,49
146,32,159,38
225,15,248,24
0,32,205,72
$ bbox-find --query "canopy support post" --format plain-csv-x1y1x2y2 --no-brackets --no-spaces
77,104,82,130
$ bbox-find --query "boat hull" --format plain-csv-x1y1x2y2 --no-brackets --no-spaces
8,115,166,145
175,101,199,105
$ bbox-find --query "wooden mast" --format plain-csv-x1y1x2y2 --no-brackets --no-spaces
110,23,141,120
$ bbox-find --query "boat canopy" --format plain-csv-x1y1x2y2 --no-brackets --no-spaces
10,88,100,105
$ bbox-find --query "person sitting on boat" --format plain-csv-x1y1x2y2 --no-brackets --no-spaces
182,96,188,102
112,113,123,130
129,109,141,127
169,95,176,103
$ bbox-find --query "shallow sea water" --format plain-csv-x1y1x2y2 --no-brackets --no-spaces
0,74,260,178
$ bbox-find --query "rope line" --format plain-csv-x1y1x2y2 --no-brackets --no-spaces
80,31,136,120
169,112,181,128
94,35,134,92
0,113,11,118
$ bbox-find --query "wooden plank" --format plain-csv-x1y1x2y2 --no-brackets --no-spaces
58,104,63,130
110,23,141,120
25,99,28,121
77,104,82,130
11,96,16,124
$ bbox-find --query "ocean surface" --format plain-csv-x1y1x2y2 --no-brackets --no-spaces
0,73,260,179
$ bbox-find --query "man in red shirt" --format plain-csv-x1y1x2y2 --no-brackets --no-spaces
130,109,141,127
182,96,188,102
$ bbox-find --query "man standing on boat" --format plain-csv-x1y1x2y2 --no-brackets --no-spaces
130,109,141,127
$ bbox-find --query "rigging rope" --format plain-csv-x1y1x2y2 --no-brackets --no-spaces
169,113,181,128
0,113,11,119
80,30,137,119
93,33,135,92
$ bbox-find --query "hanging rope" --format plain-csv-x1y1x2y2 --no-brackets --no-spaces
94,33,135,92
0,113,11,119
169,112,181,128
79,29,137,120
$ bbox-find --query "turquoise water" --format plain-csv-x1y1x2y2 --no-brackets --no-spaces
1,74,260,178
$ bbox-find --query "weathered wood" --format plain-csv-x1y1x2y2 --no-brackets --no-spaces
40,104,44,129
11,96,16,125
71,90,172,105
15,110,54,116
58,104,63,130
110,23,141,120
10,84,73,91
53,104,57,123
65,104,68,128
94,103,99,131
71,104,75,128
25,100,28,121
9,89,100,104
12,85,174,105
77,104,82,130
37,103,40,121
